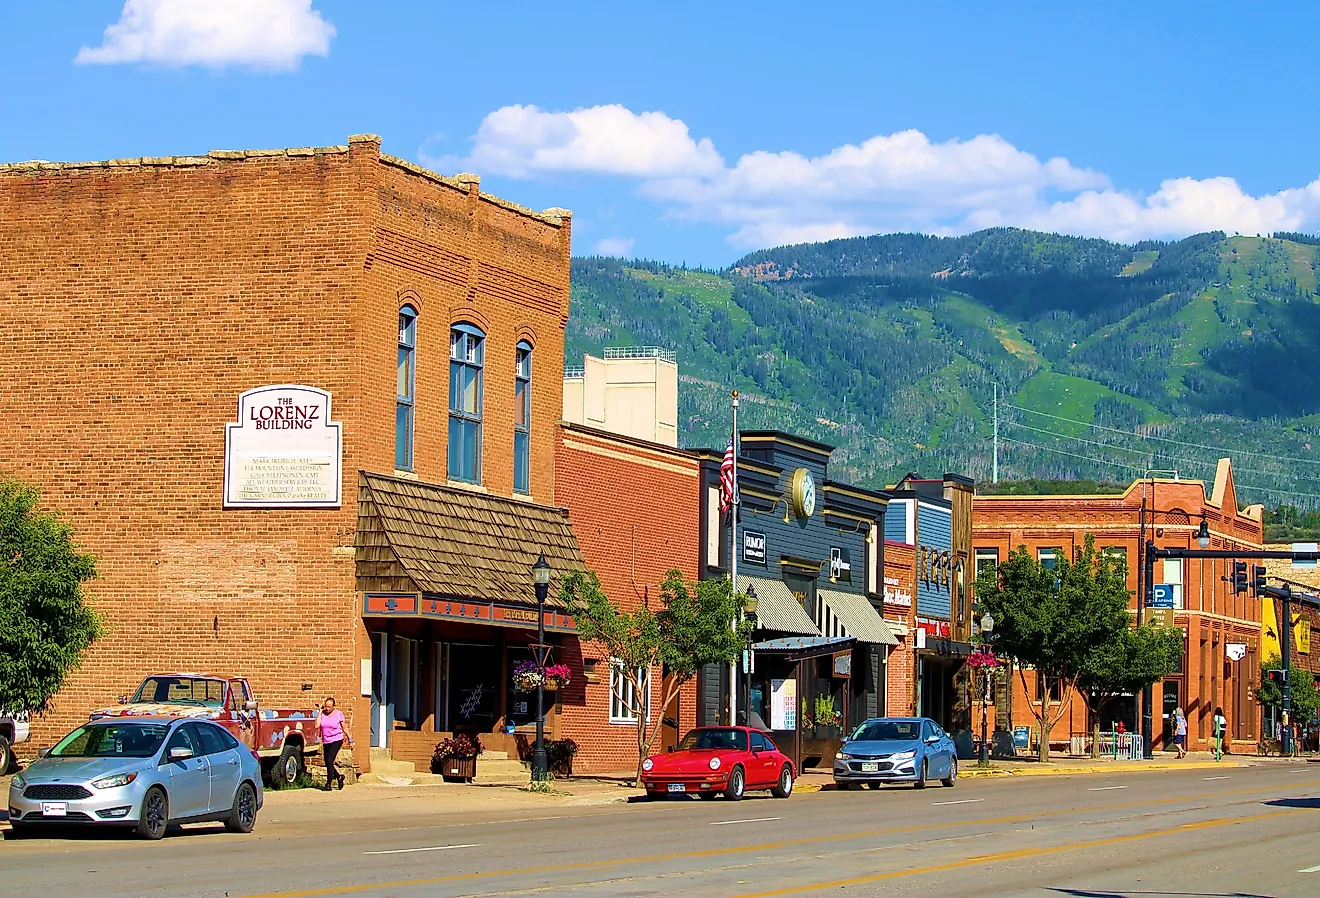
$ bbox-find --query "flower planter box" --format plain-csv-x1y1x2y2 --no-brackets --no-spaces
438,756,477,782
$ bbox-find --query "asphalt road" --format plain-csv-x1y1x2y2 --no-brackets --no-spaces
5,764,1320,897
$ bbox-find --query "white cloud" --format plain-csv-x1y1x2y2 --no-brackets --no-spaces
593,237,636,257
76,0,334,71
445,104,1320,249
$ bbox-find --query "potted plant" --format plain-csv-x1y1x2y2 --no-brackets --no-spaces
544,663,572,692
512,659,544,693
546,737,578,776
814,695,842,738
431,733,484,781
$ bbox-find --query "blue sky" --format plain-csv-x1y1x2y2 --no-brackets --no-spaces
3,0,1319,266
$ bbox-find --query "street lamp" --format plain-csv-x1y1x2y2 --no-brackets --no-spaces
979,613,995,765
531,554,552,784
1197,516,1211,549
743,585,759,727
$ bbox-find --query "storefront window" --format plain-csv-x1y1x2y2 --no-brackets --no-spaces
448,323,485,483
974,547,998,581
396,305,417,471
514,341,531,494
448,642,498,733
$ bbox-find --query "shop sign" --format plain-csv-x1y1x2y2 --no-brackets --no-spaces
829,547,852,583
1296,618,1311,655
743,530,767,566
224,385,342,508
916,617,951,639
883,576,913,608
832,651,852,678
770,677,797,730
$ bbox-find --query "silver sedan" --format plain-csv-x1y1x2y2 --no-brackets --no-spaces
7,716,262,839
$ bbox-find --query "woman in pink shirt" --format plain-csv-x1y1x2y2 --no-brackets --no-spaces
316,697,352,791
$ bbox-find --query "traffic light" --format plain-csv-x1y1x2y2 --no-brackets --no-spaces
1252,565,1268,595
1232,561,1248,595
1266,669,1287,685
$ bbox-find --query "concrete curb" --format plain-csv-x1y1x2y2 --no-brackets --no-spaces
960,760,1253,777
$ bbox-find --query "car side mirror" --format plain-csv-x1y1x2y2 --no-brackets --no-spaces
169,746,194,762
119,695,128,703
244,700,258,711
38,748,50,758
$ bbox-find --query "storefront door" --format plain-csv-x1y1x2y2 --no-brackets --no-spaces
449,642,499,733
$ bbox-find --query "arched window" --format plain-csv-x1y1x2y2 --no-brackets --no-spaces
514,341,532,494
448,323,485,482
396,305,418,471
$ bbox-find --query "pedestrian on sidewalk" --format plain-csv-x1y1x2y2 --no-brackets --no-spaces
1173,707,1187,759
1212,707,1227,761
316,696,353,791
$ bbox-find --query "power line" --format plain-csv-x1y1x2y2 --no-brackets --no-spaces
997,399,1320,467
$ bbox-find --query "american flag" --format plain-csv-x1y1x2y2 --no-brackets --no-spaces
719,439,736,515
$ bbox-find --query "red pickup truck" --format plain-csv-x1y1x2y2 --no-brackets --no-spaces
89,673,323,787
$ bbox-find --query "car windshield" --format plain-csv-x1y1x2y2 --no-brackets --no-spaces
131,676,227,708
50,723,170,759
852,720,921,742
678,728,748,751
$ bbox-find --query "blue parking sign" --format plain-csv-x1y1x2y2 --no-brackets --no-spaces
1151,584,1175,608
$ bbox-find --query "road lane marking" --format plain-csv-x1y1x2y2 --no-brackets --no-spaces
1299,863,1320,873
1087,785,1127,791
363,843,480,855
1203,775,1230,781
710,817,783,826
932,799,983,806
241,783,1314,898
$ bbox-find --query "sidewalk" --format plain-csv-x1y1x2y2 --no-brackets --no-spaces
955,750,1274,777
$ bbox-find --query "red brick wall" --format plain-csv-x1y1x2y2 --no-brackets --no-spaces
883,543,917,716
0,138,571,757
555,424,701,772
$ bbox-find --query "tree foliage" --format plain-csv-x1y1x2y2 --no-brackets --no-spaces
0,480,102,715
974,535,1131,761
560,568,753,783
1257,653,1320,727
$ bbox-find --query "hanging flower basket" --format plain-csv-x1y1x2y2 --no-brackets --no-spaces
966,648,1004,671
512,660,544,692
544,664,572,692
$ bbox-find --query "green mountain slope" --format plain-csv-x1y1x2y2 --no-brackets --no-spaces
566,229,1320,506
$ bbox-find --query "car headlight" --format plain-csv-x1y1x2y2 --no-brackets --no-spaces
641,758,654,772
11,772,25,790
91,772,138,790
890,750,916,762
709,756,722,771
835,752,852,761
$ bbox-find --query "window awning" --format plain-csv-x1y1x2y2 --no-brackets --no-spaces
752,635,855,662
817,588,899,646
739,575,821,636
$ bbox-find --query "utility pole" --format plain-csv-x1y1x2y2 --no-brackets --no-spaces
992,383,999,484
729,390,740,727
1279,583,1294,756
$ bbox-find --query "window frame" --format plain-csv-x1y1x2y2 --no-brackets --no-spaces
514,340,532,494
974,547,999,581
448,322,486,483
608,660,651,725
396,305,418,472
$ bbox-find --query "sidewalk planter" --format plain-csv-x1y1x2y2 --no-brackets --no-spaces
431,734,484,781
441,756,477,782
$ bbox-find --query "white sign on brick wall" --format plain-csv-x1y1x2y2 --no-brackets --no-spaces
224,385,342,508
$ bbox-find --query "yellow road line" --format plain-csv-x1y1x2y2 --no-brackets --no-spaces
243,781,1317,898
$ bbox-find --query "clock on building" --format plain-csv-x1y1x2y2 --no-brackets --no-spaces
790,467,816,519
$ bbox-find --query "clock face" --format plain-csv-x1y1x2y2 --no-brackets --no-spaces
792,468,817,519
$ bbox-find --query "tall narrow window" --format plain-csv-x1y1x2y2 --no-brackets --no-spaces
396,305,417,471
514,341,532,494
448,323,485,483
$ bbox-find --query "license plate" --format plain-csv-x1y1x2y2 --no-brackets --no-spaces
861,762,879,773
41,802,68,817
667,783,686,793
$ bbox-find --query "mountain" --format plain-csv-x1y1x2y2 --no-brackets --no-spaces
565,228,1320,508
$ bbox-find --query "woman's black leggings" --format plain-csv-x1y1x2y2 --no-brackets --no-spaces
324,739,343,779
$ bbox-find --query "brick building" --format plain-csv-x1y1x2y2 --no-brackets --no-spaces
0,136,588,773
972,460,1264,754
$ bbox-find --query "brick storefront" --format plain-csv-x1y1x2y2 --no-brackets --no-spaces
0,136,577,771
882,542,917,717
555,423,702,773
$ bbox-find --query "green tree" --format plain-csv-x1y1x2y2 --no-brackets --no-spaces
560,568,753,784
1077,623,1184,757
0,480,102,716
974,535,1131,761
1257,653,1320,737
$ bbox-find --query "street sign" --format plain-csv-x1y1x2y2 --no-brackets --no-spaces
1293,543,1317,569
1148,608,1175,627
1150,584,1176,608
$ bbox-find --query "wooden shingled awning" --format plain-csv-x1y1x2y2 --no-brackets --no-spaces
355,472,585,617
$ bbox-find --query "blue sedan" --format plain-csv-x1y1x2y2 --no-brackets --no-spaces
833,717,958,789
7,716,263,839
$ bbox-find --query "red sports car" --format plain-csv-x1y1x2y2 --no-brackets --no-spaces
640,726,795,801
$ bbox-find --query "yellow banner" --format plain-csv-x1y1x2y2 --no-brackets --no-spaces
1296,615,1311,655
1262,596,1282,663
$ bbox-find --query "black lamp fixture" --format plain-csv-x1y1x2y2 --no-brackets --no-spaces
743,584,758,728
530,554,551,784
978,612,995,765
1196,516,1211,549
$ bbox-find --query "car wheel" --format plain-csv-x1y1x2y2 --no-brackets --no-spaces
645,790,666,801
225,781,259,833
723,765,745,800
942,758,957,787
771,765,794,799
914,759,928,789
136,787,169,840
0,735,12,775
269,743,304,789
866,782,882,790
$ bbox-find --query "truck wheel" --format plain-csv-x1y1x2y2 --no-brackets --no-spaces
269,743,304,788
0,735,12,775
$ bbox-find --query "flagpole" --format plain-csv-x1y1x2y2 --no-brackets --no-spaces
729,389,740,726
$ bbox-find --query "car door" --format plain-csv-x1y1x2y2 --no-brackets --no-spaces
195,722,242,814
931,722,953,776
752,732,781,784
161,722,210,819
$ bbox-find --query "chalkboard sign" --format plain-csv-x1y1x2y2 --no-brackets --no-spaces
1013,726,1030,749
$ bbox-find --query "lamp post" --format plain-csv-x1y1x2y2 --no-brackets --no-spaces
531,554,551,784
743,585,759,726
1138,469,1178,760
979,613,994,765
